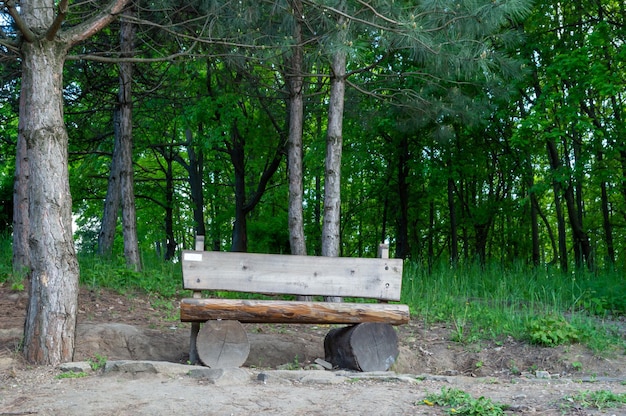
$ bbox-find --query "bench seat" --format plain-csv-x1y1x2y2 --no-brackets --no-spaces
180,298,410,325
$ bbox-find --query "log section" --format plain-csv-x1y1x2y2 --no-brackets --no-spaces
180,299,410,325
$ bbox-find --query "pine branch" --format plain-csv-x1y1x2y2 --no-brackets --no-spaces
45,0,68,41
65,0,131,46
4,0,36,42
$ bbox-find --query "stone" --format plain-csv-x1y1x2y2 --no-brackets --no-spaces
187,367,250,385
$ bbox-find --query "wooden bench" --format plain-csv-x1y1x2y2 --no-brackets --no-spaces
179,236,409,372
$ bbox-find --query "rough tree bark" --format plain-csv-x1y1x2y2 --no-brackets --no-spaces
117,13,141,270
11,0,131,365
287,0,306,258
321,10,347,302
286,0,312,301
97,110,123,258
12,110,29,272
98,11,140,269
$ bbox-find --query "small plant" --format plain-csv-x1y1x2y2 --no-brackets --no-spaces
527,314,579,347
564,390,626,410
421,387,507,415
56,371,89,379
571,361,583,371
88,353,107,371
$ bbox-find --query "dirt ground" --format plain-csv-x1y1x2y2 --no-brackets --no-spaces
1,283,626,415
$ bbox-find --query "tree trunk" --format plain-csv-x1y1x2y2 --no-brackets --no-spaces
15,0,131,365
118,13,141,270
287,1,310,301
597,150,615,266
447,172,459,266
98,110,123,258
21,39,79,365
230,121,248,252
287,0,307,258
12,112,29,272
321,35,346,302
546,139,568,271
185,128,206,238
395,136,410,259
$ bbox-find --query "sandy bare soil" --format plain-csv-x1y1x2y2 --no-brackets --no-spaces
1,284,626,415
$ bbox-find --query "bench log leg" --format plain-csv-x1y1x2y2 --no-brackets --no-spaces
196,320,250,368
324,323,399,372
189,322,200,365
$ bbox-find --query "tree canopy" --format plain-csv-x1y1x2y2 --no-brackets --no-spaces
2,0,624,270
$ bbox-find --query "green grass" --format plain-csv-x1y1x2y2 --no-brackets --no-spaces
563,390,626,411
402,261,626,353
421,387,508,415
77,252,184,298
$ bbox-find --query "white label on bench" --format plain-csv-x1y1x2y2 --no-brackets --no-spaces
184,252,204,262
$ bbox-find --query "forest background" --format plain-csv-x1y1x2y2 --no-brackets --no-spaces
0,0,625,365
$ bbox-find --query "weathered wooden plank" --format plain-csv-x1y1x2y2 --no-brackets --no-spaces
181,250,404,301
179,299,410,325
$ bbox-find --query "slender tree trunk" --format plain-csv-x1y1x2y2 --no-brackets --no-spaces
164,154,176,260
12,109,29,272
287,0,307,258
526,155,541,267
230,121,248,252
21,39,79,365
395,136,410,259
287,0,310,301
321,26,347,302
98,110,123,257
597,150,615,266
117,13,141,270
546,139,568,271
447,163,459,266
185,128,206,238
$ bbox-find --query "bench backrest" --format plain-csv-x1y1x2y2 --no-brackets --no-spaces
182,250,404,301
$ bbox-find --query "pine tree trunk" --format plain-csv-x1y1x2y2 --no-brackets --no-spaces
287,0,307,258
21,39,79,365
97,109,123,257
12,117,29,272
16,0,131,365
118,13,141,270
321,29,347,302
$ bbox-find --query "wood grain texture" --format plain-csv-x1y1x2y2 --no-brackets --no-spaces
181,250,404,301
180,299,410,325
324,323,399,371
196,320,250,368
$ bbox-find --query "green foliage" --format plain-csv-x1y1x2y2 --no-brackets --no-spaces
422,387,507,415
564,390,626,411
527,314,579,347
88,353,107,372
56,371,89,379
